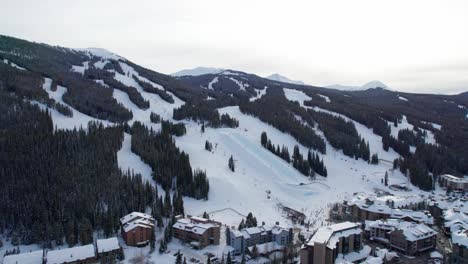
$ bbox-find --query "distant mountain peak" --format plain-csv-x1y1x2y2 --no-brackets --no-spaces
171,67,225,77
266,73,305,85
327,80,390,91
78,48,123,60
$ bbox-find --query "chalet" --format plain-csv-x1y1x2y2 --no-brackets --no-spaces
299,222,370,264
173,216,220,249
227,225,291,255
46,244,96,264
96,237,121,262
365,219,437,255
439,174,468,192
451,229,468,264
120,212,155,246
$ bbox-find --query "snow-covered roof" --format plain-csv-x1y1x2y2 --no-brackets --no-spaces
120,212,155,232
173,218,217,235
122,218,155,232
247,241,284,254
365,219,413,231
430,251,443,259
3,250,43,264
452,229,468,247
348,192,425,210
440,174,468,183
443,209,468,229
47,244,95,264
400,223,436,242
307,222,361,249
120,211,154,225
335,245,371,263
96,237,120,253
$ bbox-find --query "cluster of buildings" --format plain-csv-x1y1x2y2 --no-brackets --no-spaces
365,219,437,255
299,186,467,264
3,237,121,264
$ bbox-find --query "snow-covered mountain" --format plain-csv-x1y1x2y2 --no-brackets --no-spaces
266,73,305,85
171,67,225,77
327,80,390,91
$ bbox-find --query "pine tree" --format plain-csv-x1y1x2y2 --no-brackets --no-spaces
228,155,235,172
384,171,389,186
226,252,232,264
176,250,182,264
201,122,205,133
261,132,268,147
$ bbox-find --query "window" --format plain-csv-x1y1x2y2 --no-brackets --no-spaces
354,234,361,250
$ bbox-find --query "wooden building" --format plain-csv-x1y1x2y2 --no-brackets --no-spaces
120,212,156,246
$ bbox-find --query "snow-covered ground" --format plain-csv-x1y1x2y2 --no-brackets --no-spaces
249,87,267,102
283,88,311,107
117,133,155,186
18,55,438,264
317,94,331,103
37,78,112,130
398,96,408,102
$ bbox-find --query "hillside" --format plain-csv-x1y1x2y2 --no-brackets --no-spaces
0,34,467,262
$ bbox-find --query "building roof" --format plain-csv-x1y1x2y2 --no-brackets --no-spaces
247,241,284,254
335,245,371,263
47,244,95,264
3,250,43,264
173,218,216,235
452,229,468,247
123,217,155,232
440,174,468,183
96,237,120,253
307,222,361,249
120,212,154,225
400,223,436,242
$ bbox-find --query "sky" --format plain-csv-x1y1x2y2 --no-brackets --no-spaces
1,0,467,94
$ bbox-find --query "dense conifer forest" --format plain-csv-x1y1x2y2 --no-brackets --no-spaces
0,92,155,246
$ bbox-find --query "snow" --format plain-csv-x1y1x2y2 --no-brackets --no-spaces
171,67,224,77
38,78,112,130
430,251,443,259
452,229,468,247
3,250,43,264
94,59,109,69
249,87,267,102
71,61,89,75
175,105,412,234
228,77,249,91
80,48,123,60
2,59,26,70
283,88,312,107
327,80,390,91
207,77,218,90
47,244,95,264
117,133,155,186
110,62,184,122
265,73,305,85
318,94,331,103
220,70,241,76
96,237,120,253
398,96,408,102
94,79,109,87
388,115,437,145
335,245,371,263
308,222,361,248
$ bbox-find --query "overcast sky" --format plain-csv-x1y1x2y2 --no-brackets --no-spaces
2,0,467,94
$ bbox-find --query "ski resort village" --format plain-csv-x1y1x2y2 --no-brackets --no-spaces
0,34,467,264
